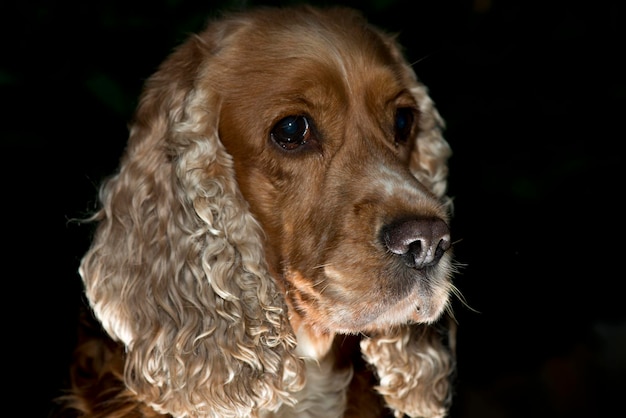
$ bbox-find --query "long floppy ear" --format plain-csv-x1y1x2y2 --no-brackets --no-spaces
79,22,303,417
409,81,452,202
360,318,456,418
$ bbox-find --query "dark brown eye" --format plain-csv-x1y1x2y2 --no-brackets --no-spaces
271,115,311,150
394,108,415,144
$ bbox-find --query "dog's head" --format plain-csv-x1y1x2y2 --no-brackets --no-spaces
211,6,454,335
80,5,455,417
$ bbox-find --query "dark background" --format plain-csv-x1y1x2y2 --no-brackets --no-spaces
2,0,623,417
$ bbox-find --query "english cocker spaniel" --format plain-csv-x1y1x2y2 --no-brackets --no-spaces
66,5,459,418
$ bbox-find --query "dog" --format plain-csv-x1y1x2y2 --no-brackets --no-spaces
64,5,458,418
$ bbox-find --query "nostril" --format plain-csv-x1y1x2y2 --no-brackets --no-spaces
382,218,451,269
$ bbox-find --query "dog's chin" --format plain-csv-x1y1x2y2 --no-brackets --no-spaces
330,292,450,334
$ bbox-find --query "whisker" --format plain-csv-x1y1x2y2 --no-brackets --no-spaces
409,53,434,68
449,283,479,314
312,262,332,270
313,278,327,288
318,282,331,294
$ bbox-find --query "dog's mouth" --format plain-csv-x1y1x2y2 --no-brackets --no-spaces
283,256,452,334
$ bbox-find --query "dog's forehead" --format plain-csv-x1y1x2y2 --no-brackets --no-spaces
215,7,401,71
206,10,414,109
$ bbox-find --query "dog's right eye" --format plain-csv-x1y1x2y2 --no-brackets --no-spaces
271,115,311,151
394,107,415,145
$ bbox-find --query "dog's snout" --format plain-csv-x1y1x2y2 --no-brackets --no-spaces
382,219,451,269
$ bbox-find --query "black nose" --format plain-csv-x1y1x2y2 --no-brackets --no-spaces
382,218,451,269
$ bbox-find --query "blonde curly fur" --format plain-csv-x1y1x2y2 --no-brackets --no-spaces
361,323,456,418
79,22,303,417
69,5,457,418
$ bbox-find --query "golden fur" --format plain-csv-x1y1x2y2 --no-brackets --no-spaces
65,5,458,418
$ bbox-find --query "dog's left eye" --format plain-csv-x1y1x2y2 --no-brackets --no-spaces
271,115,311,151
394,108,415,144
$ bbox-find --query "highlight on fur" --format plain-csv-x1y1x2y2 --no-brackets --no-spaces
64,4,458,418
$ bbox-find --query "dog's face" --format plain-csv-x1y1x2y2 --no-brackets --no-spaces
76,7,456,416
207,8,454,334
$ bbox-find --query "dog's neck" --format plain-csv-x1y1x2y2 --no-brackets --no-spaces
269,309,353,418
267,268,356,416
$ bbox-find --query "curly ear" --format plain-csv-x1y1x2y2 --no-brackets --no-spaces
79,25,303,417
360,318,456,418
373,29,451,202
409,82,452,201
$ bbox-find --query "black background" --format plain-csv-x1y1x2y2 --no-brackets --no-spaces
2,1,624,417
